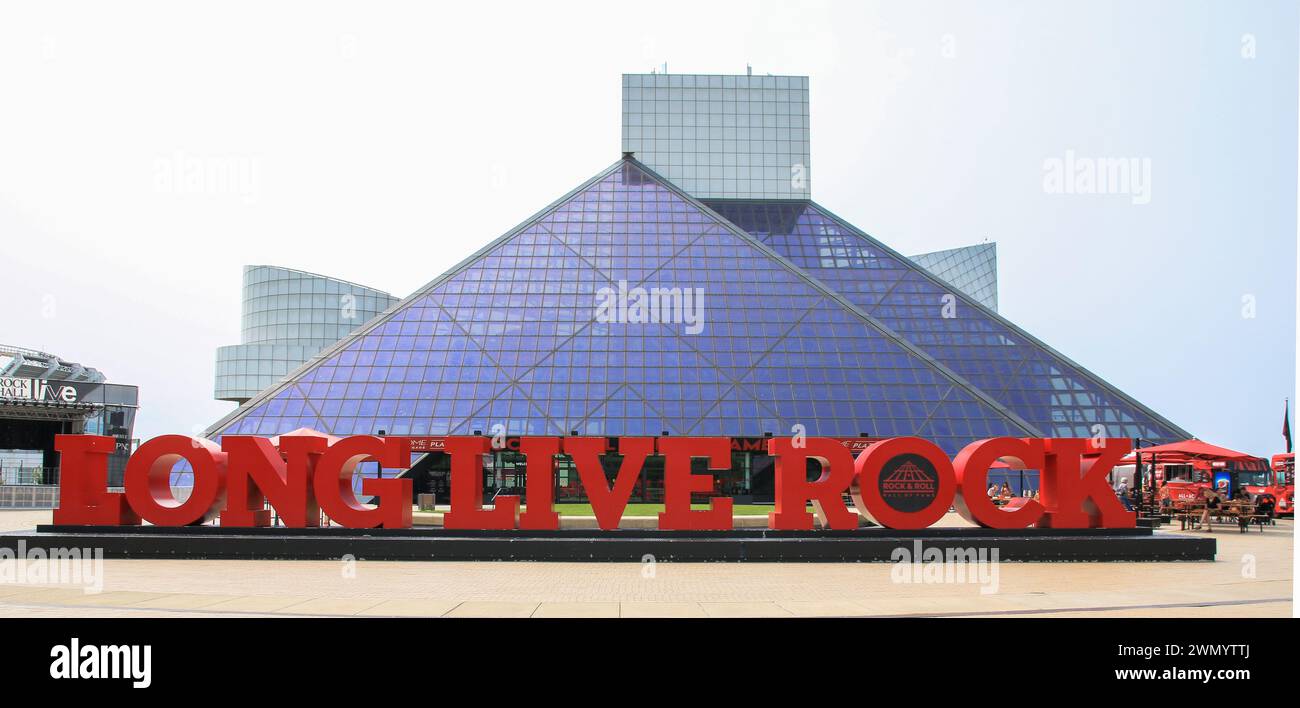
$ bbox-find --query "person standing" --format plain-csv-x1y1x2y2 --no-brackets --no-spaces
1199,487,1222,529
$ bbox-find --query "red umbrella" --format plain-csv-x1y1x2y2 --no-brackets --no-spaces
1123,439,1257,463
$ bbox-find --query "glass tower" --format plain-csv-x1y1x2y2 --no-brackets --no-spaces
214,266,398,403
909,243,999,312
622,73,811,200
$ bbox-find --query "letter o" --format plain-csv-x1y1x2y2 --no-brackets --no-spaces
124,435,227,526
852,437,955,529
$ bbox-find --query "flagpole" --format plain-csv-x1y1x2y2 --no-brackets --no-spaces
1284,397,1292,454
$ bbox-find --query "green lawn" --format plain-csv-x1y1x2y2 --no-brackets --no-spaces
414,502,817,516
547,503,794,516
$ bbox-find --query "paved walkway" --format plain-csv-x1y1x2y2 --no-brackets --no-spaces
0,510,1291,618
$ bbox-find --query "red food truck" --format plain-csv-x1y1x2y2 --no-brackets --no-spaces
1117,440,1280,513
1263,453,1295,516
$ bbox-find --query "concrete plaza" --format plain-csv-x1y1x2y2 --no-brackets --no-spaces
0,509,1291,618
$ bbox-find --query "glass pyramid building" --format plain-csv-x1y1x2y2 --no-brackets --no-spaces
206,160,1042,452
703,200,1185,442
200,73,1188,496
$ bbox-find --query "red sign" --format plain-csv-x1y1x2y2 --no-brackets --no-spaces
52,434,1134,531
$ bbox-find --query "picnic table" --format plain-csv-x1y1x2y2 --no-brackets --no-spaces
1174,502,1209,531
1217,501,1269,533
1175,500,1268,533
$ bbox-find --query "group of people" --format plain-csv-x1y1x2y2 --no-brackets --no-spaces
1146,480,1277,529
985,482,1039,501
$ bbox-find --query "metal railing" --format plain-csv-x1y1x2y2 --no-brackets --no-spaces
0,466,60,486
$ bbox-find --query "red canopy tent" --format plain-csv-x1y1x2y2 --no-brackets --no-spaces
1123,439,1257,463
267,427,341,447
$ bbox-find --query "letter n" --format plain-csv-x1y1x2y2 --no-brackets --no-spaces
221,435,325,527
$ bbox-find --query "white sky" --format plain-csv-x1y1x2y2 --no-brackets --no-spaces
1,0,1295,456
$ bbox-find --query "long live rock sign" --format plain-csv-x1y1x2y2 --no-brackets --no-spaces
52,433,1135,532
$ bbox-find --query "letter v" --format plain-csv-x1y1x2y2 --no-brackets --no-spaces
564,437,654,530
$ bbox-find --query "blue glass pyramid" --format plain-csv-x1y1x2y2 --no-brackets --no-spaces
206,159,1037,454
703,200,1188,442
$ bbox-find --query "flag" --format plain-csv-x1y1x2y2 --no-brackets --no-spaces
1284,398,1292,454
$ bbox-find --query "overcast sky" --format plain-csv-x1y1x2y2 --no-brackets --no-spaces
2,0,1295,456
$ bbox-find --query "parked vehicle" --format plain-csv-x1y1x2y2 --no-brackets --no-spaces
1261,453,1295,516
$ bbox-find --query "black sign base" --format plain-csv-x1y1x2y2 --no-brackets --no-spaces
0,525,1216,562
